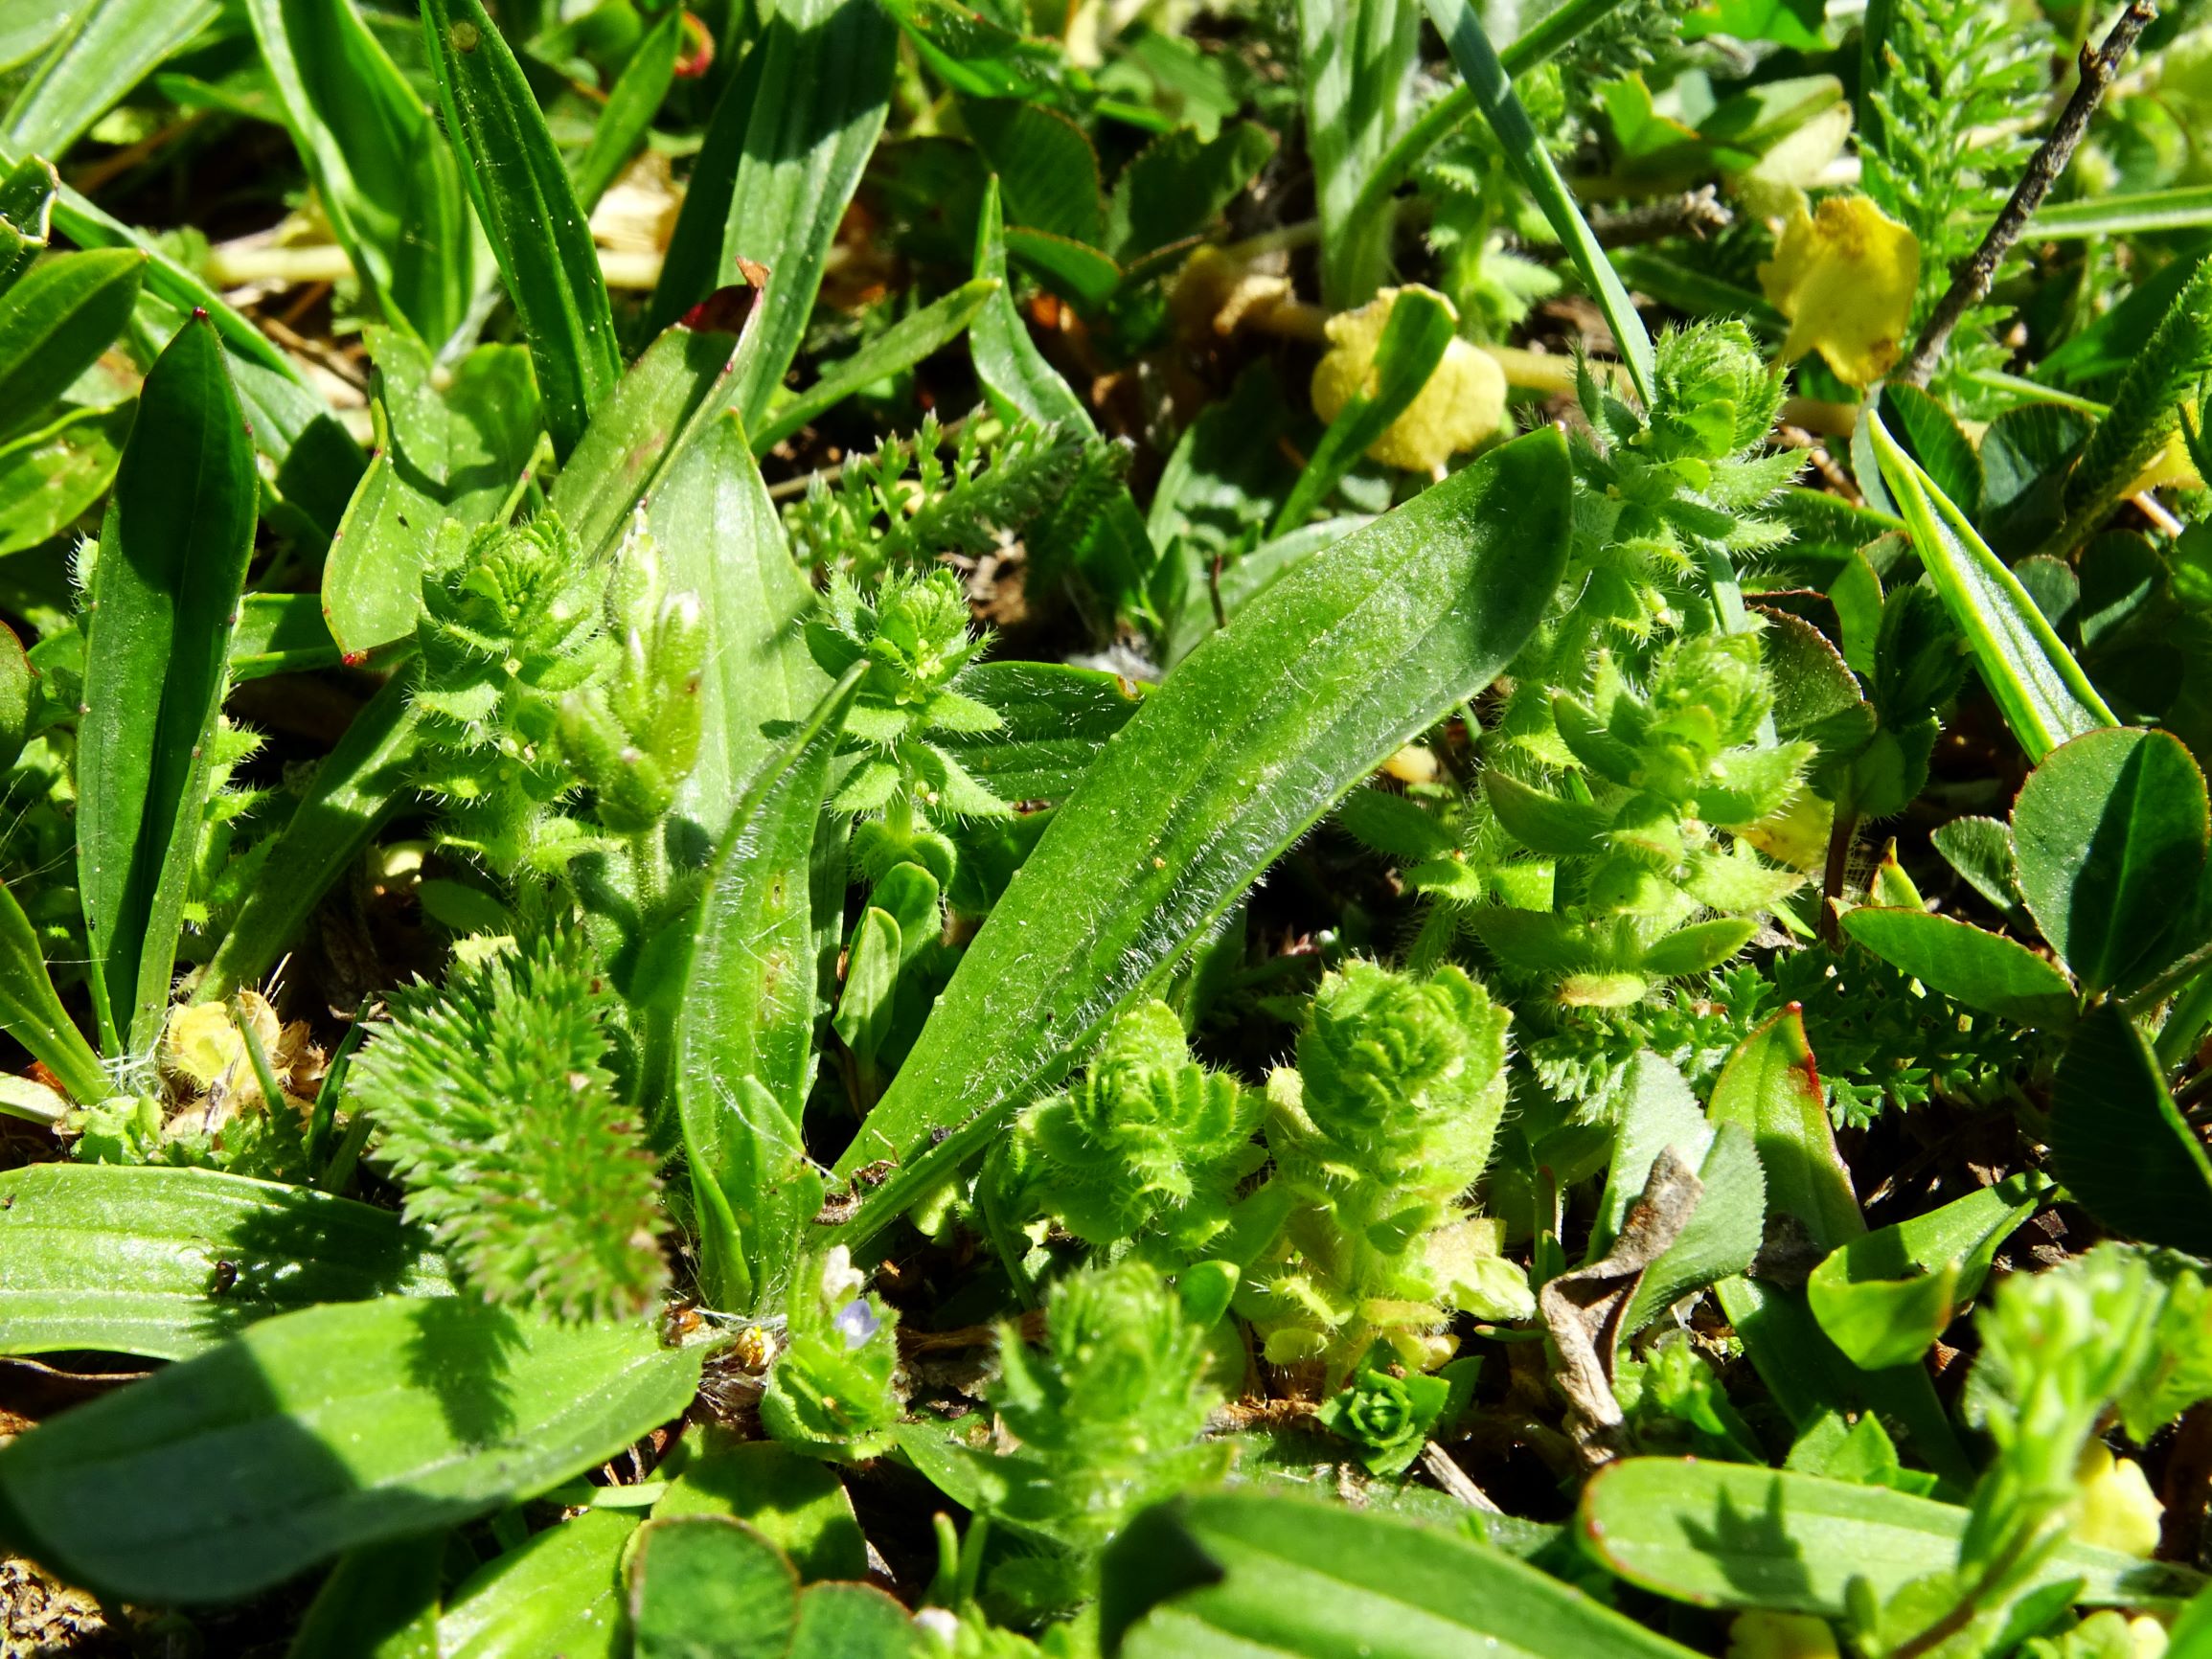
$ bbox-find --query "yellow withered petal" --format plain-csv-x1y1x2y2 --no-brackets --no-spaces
1311,286,1508,473
1758,195,1920,388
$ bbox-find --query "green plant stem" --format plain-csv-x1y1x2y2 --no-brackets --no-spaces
1340,0,1634,287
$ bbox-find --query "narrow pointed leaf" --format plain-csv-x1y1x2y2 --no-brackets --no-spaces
1421,0,1654,404
0,876,104,1102
76,314,258,1057
0,1163,454,1360
1839,906,2079,1027
750,276,1000,454
1868,410,2113,761
1579,1461,2201,1618
676,668,862,1311
6,0,216,158
440,1510,638,1659
0,1298,700,1604
423,0,619,459
832,428,1574,1240
0,247,141,443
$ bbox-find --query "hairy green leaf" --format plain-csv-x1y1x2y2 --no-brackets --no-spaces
0,1297,700,1603
832,428,1572,1239
423,0,619,459
76,314,258,1059
0,1163,452,1360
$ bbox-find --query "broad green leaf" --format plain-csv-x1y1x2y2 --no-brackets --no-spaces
0,1163,454,1360
654,1437,869,1582
2047,1002,2212,1255
5,0,216,158
0,614,25,770
324,330,542,657
571,7,680,213
1868,411,2114,761
423,0,618,460
1102,1489,1705,1657
1005,222,1123,308
440,1510,637,1659
649,410,827,847
833,905,901,1071
647,0,896,430
0,151,54,293
0,875,104,1101
230,592,343,681
2011,726,2211,994
1806,1171,2049,1369
1839,906,2078,1027
964,96,1106,247
832,429,1573,1236
1590,1052,1706,1255
76,314,258,1058
552,316,744,563
627,1515,798,1659
1579,1460,2202,1617
1422,0,1655,404
0,1297,700,1603
287,1533,444,1659
0,247,140,443
934,661,1144,804
1930,814,2029,926
1708,1005,1860,1248
201,676,423,1001
1271,284,1452,536
675,669,861,1311
790,1583,920,1657
750,276,999,455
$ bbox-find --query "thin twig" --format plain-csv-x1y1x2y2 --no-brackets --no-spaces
1895,0,2157,387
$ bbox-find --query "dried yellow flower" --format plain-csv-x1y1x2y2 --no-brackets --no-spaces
2077,1442,2165,1557
1311,286,1507,473
1757,195,1920,388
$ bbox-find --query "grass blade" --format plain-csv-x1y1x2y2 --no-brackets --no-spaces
76,314,258,1062
1868,409,2114,761
1420,0,1655,404
0,877,105,1102
2030,185,2212,239
423,0,620,459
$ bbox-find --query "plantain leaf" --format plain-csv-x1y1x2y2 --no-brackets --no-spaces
647,0,896,429
832,428,1573,1241
0,1298,700,1604
934,662,1146,805
1868,410,2114,761
76,314,258,1059
1578,1460,2202,1618
2047,1002,2212,1255
674,669,862,1312
648,409,827,849
0,247,141,443
440,1510,637,1659
0,1163,454,1361
5,0,215,159
423,0,619,460
1103,1489,1706,1657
